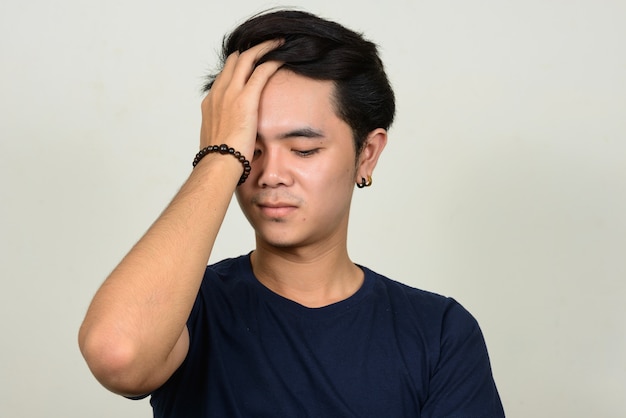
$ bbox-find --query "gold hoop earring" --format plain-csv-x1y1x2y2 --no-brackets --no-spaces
356,175,372,188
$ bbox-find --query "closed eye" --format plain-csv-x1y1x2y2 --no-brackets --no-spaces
293,148,320,157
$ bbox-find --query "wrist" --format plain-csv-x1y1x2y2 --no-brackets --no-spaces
193,144,251,185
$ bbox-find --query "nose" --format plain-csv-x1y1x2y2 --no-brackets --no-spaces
254,147,292,188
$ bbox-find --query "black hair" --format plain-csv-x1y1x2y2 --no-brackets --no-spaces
204,9,395,154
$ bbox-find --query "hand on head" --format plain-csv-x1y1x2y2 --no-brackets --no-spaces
199,39,284,160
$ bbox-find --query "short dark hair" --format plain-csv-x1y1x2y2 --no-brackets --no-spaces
204,9,395,154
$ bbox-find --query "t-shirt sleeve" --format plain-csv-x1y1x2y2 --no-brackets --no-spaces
421,299,505,418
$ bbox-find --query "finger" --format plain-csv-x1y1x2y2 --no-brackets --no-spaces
211,51,240,91
201,53,243,116
242,59,284,97
249,38,284,62
207,39,281,103
229,39,284,85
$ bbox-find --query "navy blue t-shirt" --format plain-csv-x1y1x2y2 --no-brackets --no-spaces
147,255,504,417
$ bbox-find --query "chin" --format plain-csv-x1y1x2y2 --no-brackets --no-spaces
254,227,308,250
256,233,299,249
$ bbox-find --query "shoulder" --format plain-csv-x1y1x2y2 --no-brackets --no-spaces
363,265,446,301
364,266,475,323
206,254,249,276
363,266,485,356
186,255,255,331
363,268,504,416
198,254,252,290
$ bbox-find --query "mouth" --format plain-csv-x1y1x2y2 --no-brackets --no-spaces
257,202,298,218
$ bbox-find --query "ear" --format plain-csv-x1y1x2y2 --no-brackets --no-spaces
355,128,388,182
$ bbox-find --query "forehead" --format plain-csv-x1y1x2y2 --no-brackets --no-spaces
257,70,341,134
262,69,335,100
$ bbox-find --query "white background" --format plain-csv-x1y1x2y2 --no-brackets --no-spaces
1,0,624,417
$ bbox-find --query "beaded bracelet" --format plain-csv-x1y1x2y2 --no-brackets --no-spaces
192,144,251,185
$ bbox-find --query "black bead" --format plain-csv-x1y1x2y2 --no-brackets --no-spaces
192,144,251,186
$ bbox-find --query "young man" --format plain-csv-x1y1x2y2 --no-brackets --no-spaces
79,9,505,417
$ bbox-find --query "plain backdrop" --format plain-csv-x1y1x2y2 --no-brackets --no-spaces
1,0,624,417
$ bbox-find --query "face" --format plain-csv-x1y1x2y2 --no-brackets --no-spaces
235,70,359,251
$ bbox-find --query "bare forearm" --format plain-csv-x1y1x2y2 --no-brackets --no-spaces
79,156,241,393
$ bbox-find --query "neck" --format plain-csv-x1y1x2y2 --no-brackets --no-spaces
250,243,363,308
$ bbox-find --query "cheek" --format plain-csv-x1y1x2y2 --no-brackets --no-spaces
299,165,353,198
234,187,253,214
304,165,355,211
299,152,356,183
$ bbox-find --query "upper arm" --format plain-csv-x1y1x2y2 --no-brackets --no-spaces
421,301,504,417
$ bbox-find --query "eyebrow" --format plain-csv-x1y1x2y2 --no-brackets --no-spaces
277,127,325,140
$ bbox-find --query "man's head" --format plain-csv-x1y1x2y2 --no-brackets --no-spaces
204,9,395,156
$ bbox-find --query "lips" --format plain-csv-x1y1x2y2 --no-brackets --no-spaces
249,191,303,219
257,201,298,218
